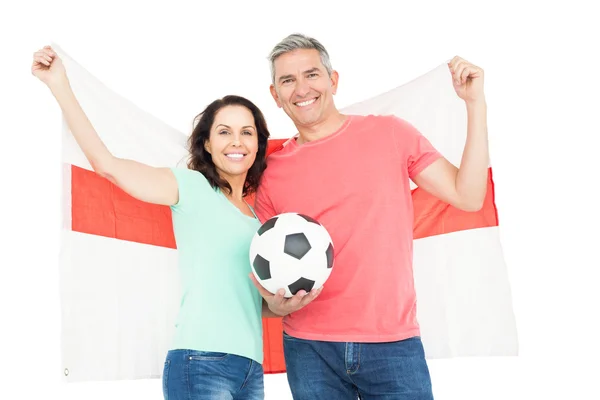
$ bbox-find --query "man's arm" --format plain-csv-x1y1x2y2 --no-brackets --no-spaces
262,299,281,318
412,56,489,212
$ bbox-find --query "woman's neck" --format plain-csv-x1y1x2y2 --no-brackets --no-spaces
222,173,246,201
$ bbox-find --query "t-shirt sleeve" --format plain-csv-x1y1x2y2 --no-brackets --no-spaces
254,177,277,224
392,116,443,180
169,167,213,213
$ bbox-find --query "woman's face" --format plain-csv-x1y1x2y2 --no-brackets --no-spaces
204,105,259,183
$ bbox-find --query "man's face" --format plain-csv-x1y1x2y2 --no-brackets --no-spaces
270,48,339,128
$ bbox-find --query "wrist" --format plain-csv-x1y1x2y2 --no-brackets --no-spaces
269,305,288,317
48,75,71,95
273,310,287,317
465,98,487,110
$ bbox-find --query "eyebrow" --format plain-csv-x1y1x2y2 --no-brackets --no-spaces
215,124,255,130
278,67,321,83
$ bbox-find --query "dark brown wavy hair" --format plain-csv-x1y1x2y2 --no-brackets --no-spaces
187,95,270,197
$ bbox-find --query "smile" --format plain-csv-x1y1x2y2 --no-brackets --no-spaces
225,153,247,160
294,97,318,107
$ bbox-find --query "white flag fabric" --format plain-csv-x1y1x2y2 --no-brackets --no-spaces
55,43,518,383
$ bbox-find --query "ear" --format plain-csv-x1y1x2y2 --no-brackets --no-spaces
330,70,339,95
204,140,212,154
270,84,282,108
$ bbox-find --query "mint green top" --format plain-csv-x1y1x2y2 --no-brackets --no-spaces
168,168,263,364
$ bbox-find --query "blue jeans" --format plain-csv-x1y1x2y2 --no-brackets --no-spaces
283,332,434,399
162,349,264,400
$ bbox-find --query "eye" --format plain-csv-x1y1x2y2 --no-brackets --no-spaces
307,73,318,78
219,129,229,135
282,78,293,85
243,130,253,135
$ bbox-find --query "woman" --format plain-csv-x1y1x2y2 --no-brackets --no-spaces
31,45,270,399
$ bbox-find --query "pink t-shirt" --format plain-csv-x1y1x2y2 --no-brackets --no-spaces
254,114,442,342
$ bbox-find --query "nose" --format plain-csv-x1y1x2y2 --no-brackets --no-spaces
231,133,242,146
295,78,310,97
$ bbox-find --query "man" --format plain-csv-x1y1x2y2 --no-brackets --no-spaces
250,33,489,399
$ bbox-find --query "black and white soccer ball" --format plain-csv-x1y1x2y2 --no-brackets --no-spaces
249,212,334,298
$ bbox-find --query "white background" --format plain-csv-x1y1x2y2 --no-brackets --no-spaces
2,0,599,399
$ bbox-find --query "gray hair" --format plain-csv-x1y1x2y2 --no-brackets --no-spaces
268,33,333,84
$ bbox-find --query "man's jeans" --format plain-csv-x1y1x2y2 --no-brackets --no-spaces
283,332,434,399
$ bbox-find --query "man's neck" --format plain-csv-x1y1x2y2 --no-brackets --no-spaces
296,112,347,145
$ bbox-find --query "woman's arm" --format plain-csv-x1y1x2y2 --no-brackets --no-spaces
33,46,178,206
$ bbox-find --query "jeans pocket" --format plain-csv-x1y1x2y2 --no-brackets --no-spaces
162,359,171,399
188,351,230,361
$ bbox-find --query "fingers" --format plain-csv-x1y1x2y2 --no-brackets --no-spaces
455,62,468,85
248,272,323,315
283,286,323,311
450,59,467,85
299,286,322,307
40,46,56,57
32,46,57,66
460,66,473,84
272,288,286,306
448,56,469,70
33,52,52,66
448,56,482,85
284,289,307,309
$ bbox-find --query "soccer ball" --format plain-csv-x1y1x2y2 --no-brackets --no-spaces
249,212,334,298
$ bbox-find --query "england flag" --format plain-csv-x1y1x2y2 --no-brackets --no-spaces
55,43,518,383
